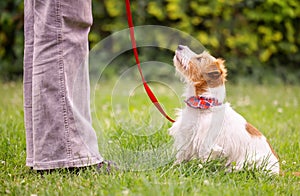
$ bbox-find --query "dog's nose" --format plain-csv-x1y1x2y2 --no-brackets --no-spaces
177,45,185,50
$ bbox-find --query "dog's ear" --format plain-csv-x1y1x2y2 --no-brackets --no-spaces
215,58,227,81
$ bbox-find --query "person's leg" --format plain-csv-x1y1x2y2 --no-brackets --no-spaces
28,0,103,170
23,0,34,167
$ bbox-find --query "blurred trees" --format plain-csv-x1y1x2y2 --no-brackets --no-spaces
0,0,23,80
1,0,300,83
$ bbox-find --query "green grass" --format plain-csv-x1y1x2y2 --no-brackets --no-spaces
0,81,300,195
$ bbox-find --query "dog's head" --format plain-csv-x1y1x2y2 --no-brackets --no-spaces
173,45,227,96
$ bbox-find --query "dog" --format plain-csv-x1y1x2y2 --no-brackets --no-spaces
169,45,279,174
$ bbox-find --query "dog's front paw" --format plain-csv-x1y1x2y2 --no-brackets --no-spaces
173,159,182,165
210,145,226,159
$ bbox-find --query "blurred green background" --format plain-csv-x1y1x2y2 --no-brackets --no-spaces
0,0,300,83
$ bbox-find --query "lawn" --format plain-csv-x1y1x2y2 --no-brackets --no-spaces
0,80,299,195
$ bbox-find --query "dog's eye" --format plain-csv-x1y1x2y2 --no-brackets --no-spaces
206,71,221,79
196,57,202,61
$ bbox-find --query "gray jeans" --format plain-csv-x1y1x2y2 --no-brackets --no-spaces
23,0,103,170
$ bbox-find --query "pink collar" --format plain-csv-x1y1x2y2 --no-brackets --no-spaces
185,96,222,109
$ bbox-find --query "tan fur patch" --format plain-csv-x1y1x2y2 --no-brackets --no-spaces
245,122,262,137
215,59,227,83
188,61,202,82
245,123,279,160
194,80,208,95
267,140,279,160
186,61,208,95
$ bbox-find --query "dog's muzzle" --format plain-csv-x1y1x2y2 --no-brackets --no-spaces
175,45,197,70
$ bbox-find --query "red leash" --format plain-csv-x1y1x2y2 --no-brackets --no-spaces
125,0,175,123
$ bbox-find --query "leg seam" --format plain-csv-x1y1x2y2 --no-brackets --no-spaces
55,0,72,161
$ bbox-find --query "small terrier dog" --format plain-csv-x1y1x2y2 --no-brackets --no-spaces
169,45,279,174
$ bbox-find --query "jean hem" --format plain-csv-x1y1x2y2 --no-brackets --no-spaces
31,156,104,170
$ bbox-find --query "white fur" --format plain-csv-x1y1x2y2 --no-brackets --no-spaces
169,84,280,174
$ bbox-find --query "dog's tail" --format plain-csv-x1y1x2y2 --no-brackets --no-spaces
280,171,300,177
293,172,300,176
